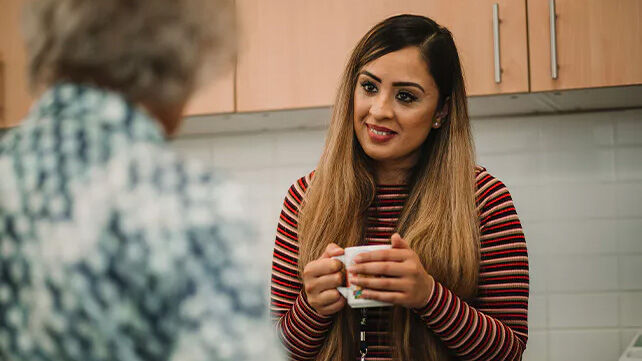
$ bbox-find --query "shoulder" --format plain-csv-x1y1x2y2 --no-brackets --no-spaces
474,165,514,211
110,144,233,218
474,166,524,236
282,171,315,205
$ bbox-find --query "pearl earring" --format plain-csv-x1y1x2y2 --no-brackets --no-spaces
434,121,440,127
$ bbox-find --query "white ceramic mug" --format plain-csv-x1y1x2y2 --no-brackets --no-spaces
333,244,393,308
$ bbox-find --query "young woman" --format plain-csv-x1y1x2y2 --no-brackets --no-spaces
270,15,529,361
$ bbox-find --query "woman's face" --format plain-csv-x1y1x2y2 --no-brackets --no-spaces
353,46,444,173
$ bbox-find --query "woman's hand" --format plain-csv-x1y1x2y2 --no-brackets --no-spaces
348,234,435,309
302,243,347,316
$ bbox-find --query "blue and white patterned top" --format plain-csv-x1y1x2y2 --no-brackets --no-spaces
0,84,282,361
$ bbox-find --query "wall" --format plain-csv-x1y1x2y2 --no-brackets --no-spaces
171,108,642,361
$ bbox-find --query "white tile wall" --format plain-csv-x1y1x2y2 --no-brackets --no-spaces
508,185,551,222
545,255,619,292
542,149,615,183
549,330,621,361
616,183,642,217
619,219,642,253
524,222,551,255
616,113,642,145
615,147,642,181
523,331,548,361
548,293,619,328
546,183,617,220
472,116,542,154
539,113,615,150
536,219,619,255
528,253,549,294
479,153,545,186
171,108,642,361
621,329,641,351
620,292,642,327
619,255,642,290
529,295,548,330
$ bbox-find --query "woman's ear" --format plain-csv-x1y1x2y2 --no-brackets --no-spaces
436,97,450,119
432,97,450,129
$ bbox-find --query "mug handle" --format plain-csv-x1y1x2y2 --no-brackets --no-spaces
332,255,350,299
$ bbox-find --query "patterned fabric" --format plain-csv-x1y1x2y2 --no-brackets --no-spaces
0,84,282,361
270,169,529,360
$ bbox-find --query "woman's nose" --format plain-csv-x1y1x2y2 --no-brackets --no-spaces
369,93,394,120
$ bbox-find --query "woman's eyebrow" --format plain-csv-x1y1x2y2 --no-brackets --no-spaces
392,81,425,93
359,71,425,93
359,70,381,83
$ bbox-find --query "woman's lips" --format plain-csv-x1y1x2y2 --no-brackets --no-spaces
366,124,397,143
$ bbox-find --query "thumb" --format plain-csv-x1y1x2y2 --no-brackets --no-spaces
391,233,410,249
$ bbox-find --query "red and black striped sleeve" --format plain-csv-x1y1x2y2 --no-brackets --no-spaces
270,173,334,360
414,168,529,360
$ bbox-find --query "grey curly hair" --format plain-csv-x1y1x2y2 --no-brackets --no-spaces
22,0,235,106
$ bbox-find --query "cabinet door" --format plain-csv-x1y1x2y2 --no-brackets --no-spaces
0,0,32,128
236,0,529,112
183,68,235,116
528,0,642,91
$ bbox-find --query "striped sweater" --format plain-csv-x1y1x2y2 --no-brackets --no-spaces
270,167,529,360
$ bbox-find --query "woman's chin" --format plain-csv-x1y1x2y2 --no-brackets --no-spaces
363,150,396,164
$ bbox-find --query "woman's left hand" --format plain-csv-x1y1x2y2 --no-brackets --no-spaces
347,233,435,309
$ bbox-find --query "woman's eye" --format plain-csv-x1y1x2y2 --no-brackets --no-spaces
396,91,417,104
361,81,378,94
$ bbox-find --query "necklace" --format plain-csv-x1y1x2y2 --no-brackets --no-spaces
359,308,368,361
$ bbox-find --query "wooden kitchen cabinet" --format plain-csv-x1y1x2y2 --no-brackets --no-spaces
0,56,5,124
4,1,639,121
0,0,32,128
235,0,529,112
528,0,642,92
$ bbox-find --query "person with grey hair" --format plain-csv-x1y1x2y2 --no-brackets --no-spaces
0,1,282,360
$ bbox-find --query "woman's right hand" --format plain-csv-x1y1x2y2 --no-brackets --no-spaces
302,243,347,316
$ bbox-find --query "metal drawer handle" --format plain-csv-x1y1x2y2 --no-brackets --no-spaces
549,0,558,79
493,3,501,84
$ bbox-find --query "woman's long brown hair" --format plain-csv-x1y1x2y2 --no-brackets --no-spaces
298,15,480,361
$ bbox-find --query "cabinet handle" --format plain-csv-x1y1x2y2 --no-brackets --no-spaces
492,3,501,84
549,0,558,79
